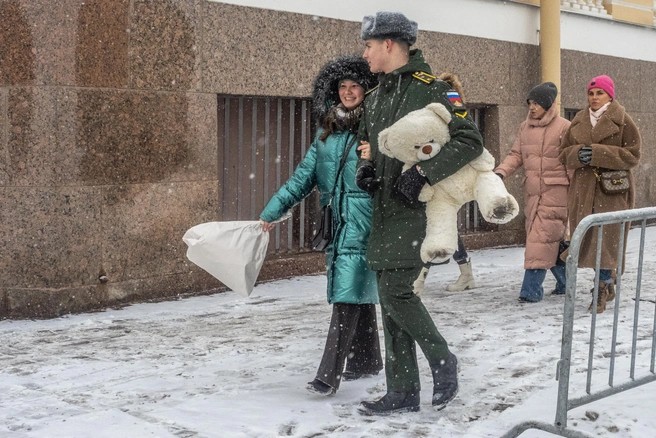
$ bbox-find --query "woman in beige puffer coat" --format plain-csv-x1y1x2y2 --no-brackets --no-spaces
495,82,571,302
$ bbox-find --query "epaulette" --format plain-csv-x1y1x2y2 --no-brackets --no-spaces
412,71,436,84
365,84,379,95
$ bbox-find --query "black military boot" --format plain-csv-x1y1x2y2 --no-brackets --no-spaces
431,352,459,410
358,391,420,416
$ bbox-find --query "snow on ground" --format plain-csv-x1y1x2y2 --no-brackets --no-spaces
1,227,656,438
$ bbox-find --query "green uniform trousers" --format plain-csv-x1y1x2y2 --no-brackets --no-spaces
377,267,451,393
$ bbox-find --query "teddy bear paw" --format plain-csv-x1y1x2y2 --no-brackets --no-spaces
482,196,519,224
421,246,453,264
418,187,433,203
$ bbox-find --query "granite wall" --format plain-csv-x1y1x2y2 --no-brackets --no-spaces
1,0,654,318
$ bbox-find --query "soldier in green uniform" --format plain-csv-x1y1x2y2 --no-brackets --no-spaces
354,11,485,415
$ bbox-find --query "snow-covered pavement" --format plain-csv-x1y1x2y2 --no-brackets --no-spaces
2,227,656,438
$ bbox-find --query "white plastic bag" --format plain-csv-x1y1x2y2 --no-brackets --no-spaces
183,221,269,297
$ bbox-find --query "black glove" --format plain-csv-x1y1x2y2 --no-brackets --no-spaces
394,165,427,207
355,161,380,195
495,173,504,180
578,146,592,165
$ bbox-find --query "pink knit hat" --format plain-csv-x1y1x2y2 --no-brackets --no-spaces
587,75,615,99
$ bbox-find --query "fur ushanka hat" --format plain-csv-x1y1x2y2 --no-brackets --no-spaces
361,11,418,46
312,55,376,126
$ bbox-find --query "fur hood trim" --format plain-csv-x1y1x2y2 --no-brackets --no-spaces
438,72,465,102
312,55,376,126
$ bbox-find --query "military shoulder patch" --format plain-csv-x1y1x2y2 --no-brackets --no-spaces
447,91,464,107
412,71,436,84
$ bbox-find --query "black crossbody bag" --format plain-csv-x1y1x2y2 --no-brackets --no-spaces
311,136,356,251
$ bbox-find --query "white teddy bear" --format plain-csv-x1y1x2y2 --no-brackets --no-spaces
378,102,519,264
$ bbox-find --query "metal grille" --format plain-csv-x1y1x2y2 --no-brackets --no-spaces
457,106,497,234
217,95,315,254
564,108,579,121
217,99,495,252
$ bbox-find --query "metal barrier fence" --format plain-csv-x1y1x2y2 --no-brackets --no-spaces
502,206,656,438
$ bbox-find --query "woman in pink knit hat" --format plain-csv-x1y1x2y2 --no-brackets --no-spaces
559,75,642,313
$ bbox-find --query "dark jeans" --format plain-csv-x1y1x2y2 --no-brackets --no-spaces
599,269,613,283
315,303,383,390
453,234,468,265
519,265,567,302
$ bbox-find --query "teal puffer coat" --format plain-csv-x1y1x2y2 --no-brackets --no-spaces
260,129,378,305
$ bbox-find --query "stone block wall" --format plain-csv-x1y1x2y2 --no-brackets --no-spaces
1,0,654,318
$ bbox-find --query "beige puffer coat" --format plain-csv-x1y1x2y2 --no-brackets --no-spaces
559,99,641,271
495,104,571,269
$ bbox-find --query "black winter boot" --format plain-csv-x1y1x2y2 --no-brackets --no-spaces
358,391,420,416
431,352,459,410
306,379,335,396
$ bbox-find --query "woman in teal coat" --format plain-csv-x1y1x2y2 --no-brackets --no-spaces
260,56,381,396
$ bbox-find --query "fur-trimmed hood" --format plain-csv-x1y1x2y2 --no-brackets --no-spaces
312,55,376,126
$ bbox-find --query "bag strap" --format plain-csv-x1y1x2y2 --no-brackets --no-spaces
592,167,601,182
329,134,357,201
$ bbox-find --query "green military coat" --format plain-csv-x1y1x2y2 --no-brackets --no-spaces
358,50,484,270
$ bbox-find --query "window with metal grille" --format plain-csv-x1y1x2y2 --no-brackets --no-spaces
217,95,315,254
564,108,579,121
217,97,495,254
457,106,496,234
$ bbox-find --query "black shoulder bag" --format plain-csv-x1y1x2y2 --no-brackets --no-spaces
311,136,356,251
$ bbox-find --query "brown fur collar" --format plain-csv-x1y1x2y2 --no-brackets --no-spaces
568,100,626,145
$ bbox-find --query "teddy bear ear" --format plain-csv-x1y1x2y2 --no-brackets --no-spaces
426,103,452,124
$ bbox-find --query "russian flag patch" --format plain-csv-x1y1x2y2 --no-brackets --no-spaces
447,91,464,107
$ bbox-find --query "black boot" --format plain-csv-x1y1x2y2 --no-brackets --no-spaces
306,379,335,396
358,391,420,416
431,352,459,410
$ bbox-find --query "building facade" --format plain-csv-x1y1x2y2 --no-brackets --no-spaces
1,0,655,318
